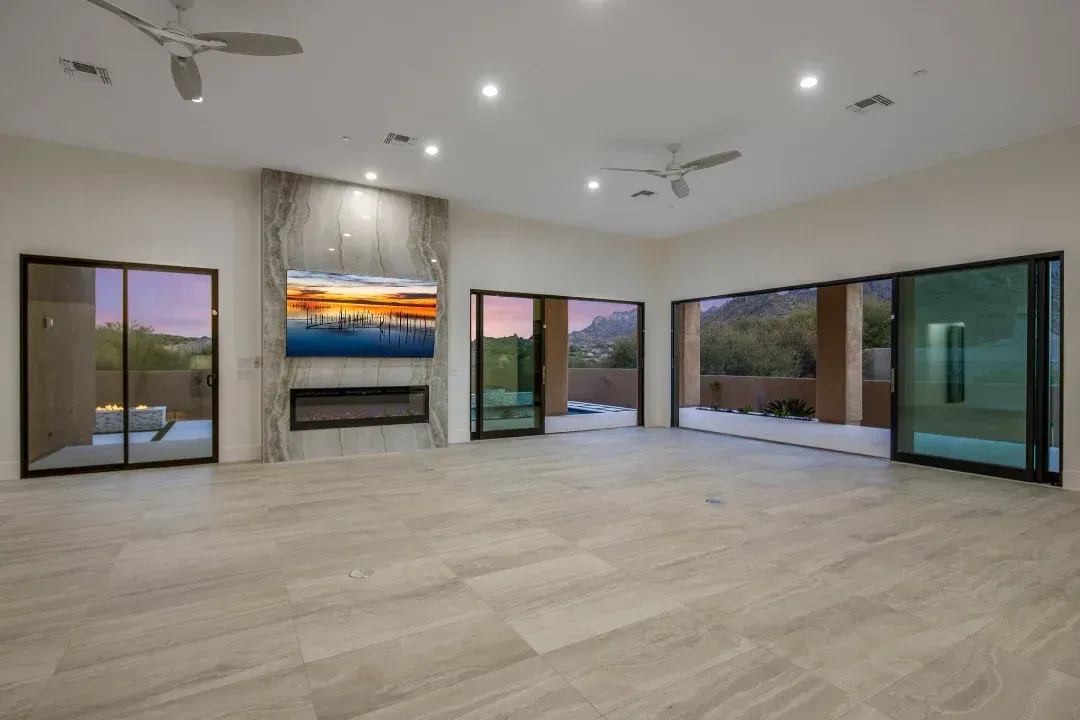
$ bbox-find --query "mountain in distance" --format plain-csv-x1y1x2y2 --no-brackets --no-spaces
702,280,892,326
569,309,638,345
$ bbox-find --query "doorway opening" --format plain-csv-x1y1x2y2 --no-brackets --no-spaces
470,291,644,440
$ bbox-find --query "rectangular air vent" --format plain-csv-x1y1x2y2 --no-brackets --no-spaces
846,94,894,115
383,133,418,147
631,189,657,198
60,58,111,85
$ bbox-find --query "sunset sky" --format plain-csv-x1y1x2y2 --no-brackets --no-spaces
474,297,638,338
95,268,212,338
287,270,437,310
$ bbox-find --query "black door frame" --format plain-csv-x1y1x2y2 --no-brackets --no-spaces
669,250,1063,486
20,254,220,478
471,290,646,440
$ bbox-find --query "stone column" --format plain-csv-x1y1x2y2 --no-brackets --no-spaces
816,284,863,424
677,302,701,407
544,298,569,416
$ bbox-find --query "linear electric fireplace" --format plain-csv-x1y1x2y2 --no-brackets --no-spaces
290,386,429,431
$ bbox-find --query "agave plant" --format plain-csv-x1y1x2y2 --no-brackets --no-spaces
764,398,815,419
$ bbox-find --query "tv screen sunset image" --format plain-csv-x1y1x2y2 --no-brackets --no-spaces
286,270,437,357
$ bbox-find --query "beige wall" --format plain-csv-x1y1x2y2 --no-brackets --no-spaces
0,134,261,477
650,126,1080,489
567,368,639,410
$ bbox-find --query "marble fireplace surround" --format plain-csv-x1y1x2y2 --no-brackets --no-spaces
261,169,449,462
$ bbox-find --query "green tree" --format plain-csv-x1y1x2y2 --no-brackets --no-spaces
610,337,638,369
862,298,892,349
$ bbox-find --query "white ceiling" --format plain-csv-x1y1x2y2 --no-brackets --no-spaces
2,0,1079,237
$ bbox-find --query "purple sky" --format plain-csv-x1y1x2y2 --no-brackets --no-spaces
474,297,638,338
96,269,212,338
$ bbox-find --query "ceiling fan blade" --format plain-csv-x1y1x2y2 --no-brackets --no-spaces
601,167,664,176
193,32,303,56
671,176,690,199
84,0,165,41
683,150,742,172
171,56,202,101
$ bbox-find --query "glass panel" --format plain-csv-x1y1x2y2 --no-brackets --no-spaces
26,263,125,472
547,299,640,432
896,263,1029,468
1049,259,1061,472
480,295,542,433
126,270,214,464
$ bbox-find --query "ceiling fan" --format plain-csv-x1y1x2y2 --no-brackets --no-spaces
602,143,742,199
84,0,303,101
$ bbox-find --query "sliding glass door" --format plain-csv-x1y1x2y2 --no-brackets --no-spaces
893,255,1061,485
472,293,545,438
21,256,218,477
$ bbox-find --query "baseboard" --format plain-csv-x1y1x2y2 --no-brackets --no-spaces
448,429,472,444
0,460,19,481
221,445,261,463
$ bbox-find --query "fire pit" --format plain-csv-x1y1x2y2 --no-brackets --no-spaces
94,405,167,434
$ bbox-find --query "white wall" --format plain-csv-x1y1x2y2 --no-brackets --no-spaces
0,135,262,478
649,125,1080,489
447,206,656,443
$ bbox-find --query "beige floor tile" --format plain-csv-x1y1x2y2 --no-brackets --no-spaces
868,640,1080,720
307,615,535,719
30,619,304,720
59,569,292,671
973,583,1080,680
691,570,853,643
287,556,493,662
605,646,855,720
436,530,576,579
0,676,49,720
836,705,893,720
544,608,756,714
464,553,618,615
502,573,684,653
357,657,599,720
765,596,963,700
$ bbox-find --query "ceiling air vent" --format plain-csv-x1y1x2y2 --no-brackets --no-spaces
630,189,657,198
60,58,111,85
846,94,894,116
383,133,418,147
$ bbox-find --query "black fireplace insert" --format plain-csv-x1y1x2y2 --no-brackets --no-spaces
289,386,429,431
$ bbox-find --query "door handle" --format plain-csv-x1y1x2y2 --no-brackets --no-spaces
206,373,216,388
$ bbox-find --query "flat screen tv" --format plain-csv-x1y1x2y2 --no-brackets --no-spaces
286,270,437,358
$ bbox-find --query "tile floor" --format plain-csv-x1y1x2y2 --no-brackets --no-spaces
3,428,1080,719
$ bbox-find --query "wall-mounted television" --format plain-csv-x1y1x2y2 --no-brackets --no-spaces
286,270,437,358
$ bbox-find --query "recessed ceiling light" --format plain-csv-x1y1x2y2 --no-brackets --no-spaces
365,172,378,181
587,180,600,190
425,145,439,156
352,189,362,196
362,215,371,220
342,233,352,238
430,258,438,263
191,96,203,103
482,84,499,98
329,248,336,252
799,75,819,89
341,136,351,142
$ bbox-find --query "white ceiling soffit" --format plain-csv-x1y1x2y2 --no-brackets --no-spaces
1,0,1078,237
